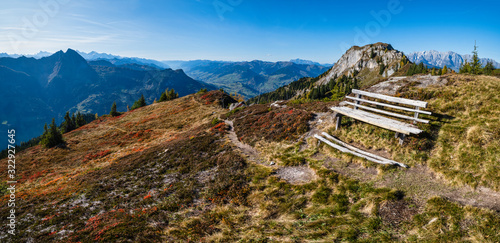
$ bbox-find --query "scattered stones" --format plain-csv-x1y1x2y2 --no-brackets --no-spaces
229,101,246,111
275,166,317,185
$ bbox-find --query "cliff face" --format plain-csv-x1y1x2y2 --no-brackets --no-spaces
318,43,406,87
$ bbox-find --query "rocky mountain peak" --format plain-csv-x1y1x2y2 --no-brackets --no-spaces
318,43,405,86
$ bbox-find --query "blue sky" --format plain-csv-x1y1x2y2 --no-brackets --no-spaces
0,0,499,63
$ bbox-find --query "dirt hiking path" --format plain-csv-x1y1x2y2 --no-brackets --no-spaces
225,120,317,185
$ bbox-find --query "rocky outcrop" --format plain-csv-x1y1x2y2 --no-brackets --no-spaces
317,43,406,86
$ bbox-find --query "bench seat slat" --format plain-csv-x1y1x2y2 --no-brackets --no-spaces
346,96,432,115
344,101,430,123
331,106,423,135
352,89,428,108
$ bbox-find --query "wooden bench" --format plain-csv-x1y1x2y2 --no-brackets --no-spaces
331,89,431,145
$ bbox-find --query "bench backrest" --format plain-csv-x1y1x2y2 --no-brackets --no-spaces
352,89,427,108
345,89,431,123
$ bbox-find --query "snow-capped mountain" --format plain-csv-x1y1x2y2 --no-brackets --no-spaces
76,50,169,69
0,51,52,59
406,50,500,71
289,58,333,67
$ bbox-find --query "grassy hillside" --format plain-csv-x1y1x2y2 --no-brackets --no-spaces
1,80,499,242
327,74,500,190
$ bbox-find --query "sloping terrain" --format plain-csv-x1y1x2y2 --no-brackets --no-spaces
1,77,500,242
0,49,214,148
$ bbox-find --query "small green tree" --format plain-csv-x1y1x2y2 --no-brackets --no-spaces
159,91,168,102
159,88,179,102
168,89,178,100
460,60,472,74
483,61,495,75
442,65,448,74
110,101,118,116
197,88,208,94
379,63,386,75
471,42,482,74
40,118,64,148
76,112,86,127
61,111,74,133
131,94,147,110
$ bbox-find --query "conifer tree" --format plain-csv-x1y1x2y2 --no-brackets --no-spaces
62,111,74,133
379,63,386,75
40,118,64,148
471,41,482,74
460,60,472,74
110,101,118,116
483,61,495,75
76,112,86,127
442,65,448,74
71,113,76,128
159,88,169,102
131,94,147,110
168,89,178,100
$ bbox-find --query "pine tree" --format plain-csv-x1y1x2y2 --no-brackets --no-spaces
471,41,482,74
110,101,118,116
159,92,168,102
460,60,472,74
76,112,86,127
71,113,76,128
131,94,147,110
40,118,64,148
379,63,386,75
62,111,74,133
417,63,426,74
483,61,495,75
431,67,436,76
442,65,448,74
168,89,178,100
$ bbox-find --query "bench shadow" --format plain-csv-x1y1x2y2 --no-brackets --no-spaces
407,112,455,158
430,112,455,123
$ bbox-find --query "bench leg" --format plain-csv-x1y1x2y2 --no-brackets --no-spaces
335,114,343,130
395,132,406,145
397,133,406,145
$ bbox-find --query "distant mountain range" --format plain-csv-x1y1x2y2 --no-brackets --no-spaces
163,60,330,98
1,51,331,99
0,49,214,147
406,50,500,71
289,58,333,67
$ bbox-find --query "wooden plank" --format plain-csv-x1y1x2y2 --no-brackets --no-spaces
346,96,432,115
331,106,423,135
344,101,430,123
314,134,400,166
352,89,428,108
321,132,408,168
